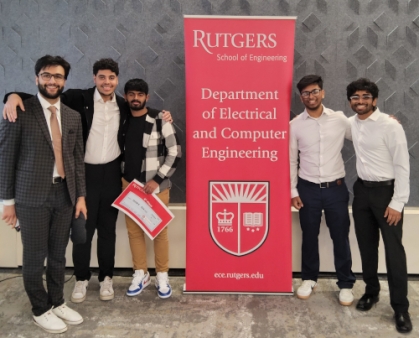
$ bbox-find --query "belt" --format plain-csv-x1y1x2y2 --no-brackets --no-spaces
300,177,344,188
52,177,66,184
357,177,394,187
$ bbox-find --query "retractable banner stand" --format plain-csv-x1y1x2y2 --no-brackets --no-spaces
184,16,296,294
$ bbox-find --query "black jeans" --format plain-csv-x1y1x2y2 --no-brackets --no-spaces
352,179,409,313
72,158,121,282
298,178,355,289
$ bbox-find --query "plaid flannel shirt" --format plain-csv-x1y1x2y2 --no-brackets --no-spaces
122,107,181,193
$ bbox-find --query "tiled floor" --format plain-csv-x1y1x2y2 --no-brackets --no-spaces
0,271,417,337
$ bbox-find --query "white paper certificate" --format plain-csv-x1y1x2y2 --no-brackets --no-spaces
112,179,174,240
120,191,162,232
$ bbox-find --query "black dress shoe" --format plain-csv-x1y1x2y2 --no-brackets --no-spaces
356,294,379,311
395,312,412,333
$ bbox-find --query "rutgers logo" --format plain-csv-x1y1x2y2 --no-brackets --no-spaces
209,181,269,256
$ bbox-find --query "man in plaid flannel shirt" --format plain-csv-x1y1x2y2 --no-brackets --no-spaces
119,78,181,299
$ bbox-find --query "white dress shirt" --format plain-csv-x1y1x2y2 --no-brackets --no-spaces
289,106,350,198
349,108,410,212
84,88,121,164
3,93,62,206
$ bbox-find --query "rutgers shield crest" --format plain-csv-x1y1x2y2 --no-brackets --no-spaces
209,181,269,256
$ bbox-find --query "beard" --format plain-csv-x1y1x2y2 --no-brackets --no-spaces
38,83,63,99
129,100,146,111
352,103,374,115
305,101,322,112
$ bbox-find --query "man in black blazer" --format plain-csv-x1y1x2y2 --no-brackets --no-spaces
3,59,172,303
0,55,87,334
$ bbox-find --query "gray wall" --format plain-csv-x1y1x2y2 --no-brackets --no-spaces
0,0,418,205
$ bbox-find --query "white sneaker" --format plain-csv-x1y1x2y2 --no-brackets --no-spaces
155,272,172,299
126,270,151,296
33,309,67,334
339,288,354,306
71,280,88,303
52,303,83,325
296,280,317,299
100,276,114,301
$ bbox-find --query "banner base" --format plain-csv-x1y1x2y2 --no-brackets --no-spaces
183,284,294,296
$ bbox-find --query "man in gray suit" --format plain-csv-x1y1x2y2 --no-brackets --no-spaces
0,55,87,334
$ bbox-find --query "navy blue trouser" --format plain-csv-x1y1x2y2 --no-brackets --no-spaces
298,177,355,289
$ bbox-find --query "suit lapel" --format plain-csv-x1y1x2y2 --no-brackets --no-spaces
33,97,54,152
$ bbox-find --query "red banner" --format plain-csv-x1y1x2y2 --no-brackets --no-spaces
184,16,296,294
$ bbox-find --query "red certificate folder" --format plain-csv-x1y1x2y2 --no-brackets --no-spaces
112,179,174,240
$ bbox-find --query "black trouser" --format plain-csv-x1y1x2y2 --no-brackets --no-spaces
352,179,409,313
298,177,355,289
17,182,73,316
72,158,121,282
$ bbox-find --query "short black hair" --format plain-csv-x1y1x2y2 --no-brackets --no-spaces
93,58,119,76
124,78,149,95
346,78,379,100
35,55,71,79
296,75,323,93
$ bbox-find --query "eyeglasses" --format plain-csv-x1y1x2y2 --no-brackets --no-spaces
301,88,322,98
38,73,65,81
349,95,373,101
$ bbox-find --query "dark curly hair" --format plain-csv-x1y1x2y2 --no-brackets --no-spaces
346,78,379,101
93,58,119,76
124,78,149,95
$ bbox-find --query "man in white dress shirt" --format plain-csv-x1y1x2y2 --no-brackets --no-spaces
3,59,174,304
347,78,412,334
290,75,355,305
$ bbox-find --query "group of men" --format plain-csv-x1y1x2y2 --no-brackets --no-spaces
0,55,181,334
0,55,413,335
290,75,411,333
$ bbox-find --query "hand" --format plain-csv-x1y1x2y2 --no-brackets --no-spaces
388,115,401,124
291,196,304,210
75,197,87,219
143,180,159,194
384,206,401,226
2,94,25,122
162,110,173,124
2,205,17,228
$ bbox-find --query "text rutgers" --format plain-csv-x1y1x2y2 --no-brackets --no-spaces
193,30,277,54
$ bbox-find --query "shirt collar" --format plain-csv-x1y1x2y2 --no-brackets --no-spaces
356,107,381,122
37,92,60,113
94,87,116,103
302,105,328,119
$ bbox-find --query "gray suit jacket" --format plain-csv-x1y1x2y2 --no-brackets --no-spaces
0,96,86,207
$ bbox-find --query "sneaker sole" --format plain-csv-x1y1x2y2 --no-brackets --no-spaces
155,285,172,299
70,294,86,303
157,290,172,299
33,319,68,334
339,300,354,306
296,285,317,300
59,317,84,325
126,279,151,297
100,293,114,301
